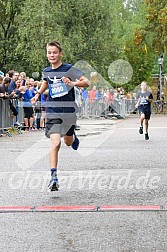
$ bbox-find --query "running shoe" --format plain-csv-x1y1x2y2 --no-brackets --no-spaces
139,126,143,134
72,132,79,150
145,133,149,140
48,177,59,191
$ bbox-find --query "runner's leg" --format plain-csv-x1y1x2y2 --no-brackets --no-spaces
48,133,61,191
145,119,149,133
139,112,145,134
140,112,145,126
50,133,61,168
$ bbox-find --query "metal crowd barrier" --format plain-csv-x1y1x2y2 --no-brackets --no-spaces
1,96,165,137
0,99,13,128
78,98,137,118
0,97,139,128
152,100,167,114
1,97,131,137
78,98,167,118
4,97,162,137
17,99,24,124
0,98,24,136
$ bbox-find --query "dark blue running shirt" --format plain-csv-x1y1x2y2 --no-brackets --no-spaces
137,91,153,110
43,63,83,116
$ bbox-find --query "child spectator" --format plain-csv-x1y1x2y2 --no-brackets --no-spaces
20,84,36,130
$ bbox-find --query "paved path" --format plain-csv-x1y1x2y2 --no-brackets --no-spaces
0,115,167,252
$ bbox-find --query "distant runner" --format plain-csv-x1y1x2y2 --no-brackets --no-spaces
135,81,153,140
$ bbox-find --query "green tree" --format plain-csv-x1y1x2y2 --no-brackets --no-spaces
144,0,167,55
121,0,158,90
15,0,125,80
1,0,163,89
0,0,25,71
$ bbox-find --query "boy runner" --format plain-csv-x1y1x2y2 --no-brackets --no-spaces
135,81,153,140
31,41,89,191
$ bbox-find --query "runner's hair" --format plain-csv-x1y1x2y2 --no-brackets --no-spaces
46,41,62,52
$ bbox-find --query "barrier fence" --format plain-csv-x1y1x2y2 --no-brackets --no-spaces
0,97,135,129
78,98,137,118
78,98,167,118
0,99,12,129
0,97,166,136
0,98,24,136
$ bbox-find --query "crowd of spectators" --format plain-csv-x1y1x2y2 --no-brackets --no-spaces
76,85,137,117
0,69,138,135
0,70,47,131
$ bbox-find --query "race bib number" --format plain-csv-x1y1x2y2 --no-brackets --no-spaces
49,79,68,98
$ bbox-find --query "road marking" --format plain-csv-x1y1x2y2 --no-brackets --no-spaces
99,205,161,211
0,206,32,212
0,205,166,213
35,205,97,212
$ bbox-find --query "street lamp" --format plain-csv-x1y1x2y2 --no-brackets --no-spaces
158,55,164,100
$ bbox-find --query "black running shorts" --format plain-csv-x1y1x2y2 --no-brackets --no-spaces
138,106,151,120
45,117,76,138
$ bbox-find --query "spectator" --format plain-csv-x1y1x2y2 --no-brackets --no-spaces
96,87,103,116
0,77,18,118
20,84,35,131
89,85,97,101
7,70,15,78
15,78,22,90
20,72,27,86
81,87,88,115
89,85,97,115
8,71,20,94
0,77,14,99
33,81,38,90
82,87,88,103
0,76,3,85
29,78,35,88
96,87,103,100
8,72,21,126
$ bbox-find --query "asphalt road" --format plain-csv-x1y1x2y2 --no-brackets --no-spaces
0,114,167,252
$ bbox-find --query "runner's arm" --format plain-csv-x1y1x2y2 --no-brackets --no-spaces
62,76,90,88
74,76,90,88
147,98,153,103
135,98,140,108
146,94,153,103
